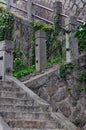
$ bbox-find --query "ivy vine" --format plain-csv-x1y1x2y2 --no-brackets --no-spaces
75,24,86,52
0,6,14,41
31,16,62,63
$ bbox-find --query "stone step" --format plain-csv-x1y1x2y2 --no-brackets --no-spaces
11,128,62,130
0,81,15,87
0,86,22,92
0,111,51,120
0,97,33,106
6,119,57,129
0,91,30,99
0,104,42,112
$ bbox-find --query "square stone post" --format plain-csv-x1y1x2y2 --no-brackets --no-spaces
0,40,14,81
6,0,11,11
65,17,72,63
53,1,63,27
35,30,47,71
27,0,32,22
70,16,79,61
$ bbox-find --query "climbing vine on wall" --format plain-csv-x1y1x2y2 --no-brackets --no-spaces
75,24,86,52
31,16,62,63
0,6,14,41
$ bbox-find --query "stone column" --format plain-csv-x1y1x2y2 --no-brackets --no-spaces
35,30,46,71
70,16,79,61
0,40,14,81
27,0,32,22
53,1,63,27
0,42,5,80
6,0,11,11
65,17,71,63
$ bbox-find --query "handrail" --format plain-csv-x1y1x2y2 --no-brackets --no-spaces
33,2,53,12
32,13,53,24
0,0,85,24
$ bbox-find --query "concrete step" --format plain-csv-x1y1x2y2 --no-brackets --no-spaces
0,86,21,92
0,111,51,120
6,119,57,129
11,128,62,130
0,104,42,112
0,97,33,105
0,91,30,99
0,81,15,87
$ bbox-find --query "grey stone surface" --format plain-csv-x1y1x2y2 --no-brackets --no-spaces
23,54,86,130
0,40,14,80
35,30,46,71
52,87,68,102
0,75,77,130
0,116,11,130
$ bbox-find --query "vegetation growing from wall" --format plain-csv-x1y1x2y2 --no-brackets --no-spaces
59,62,74,78
77,70,86,82
0,6,14,41
75,24,86,52
13,49,35,79
32,16,63,64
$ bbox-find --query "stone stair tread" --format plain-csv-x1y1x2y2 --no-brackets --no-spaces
5,119,57,129
0,104,40,108
12,128,65,130
0,111,51,120
0,96,33,102
0,90,29,98
0,104,41,112
0,86,22,92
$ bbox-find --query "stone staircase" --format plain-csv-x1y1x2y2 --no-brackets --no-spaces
0,76,77,130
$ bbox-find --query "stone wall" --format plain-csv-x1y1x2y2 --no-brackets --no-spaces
34,0,86,21
12,0,86,23
24,55,86,130
13,15,32,64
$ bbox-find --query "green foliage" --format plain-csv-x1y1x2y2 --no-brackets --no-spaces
60,62,74,78
66,86,71,92
75,24,86,52
76,83,84,92
13,65,35,79
13,49,26,71
13,49,35,79
72,101,77,107
0,6,14,41
73,119,84,127
47,55,65,67
78,70,86,82
32,17,61,62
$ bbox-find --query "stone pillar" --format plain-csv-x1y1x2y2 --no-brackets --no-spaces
35,30,46,71
0,40,14,81
70,16,79,61
27,0,32,22
53,1,63,27
6,0,11,11
65,17,71,63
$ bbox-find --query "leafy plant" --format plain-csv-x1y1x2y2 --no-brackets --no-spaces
13,65,35,79
66,86,71,92
31,18,61,63
73,119,84,127
72,101,77,107
0,6,14,41
76,83,84,92
47,55,65,67
78,70,86,82
59,62,74,78
13,49,26,71
75,24,86,52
